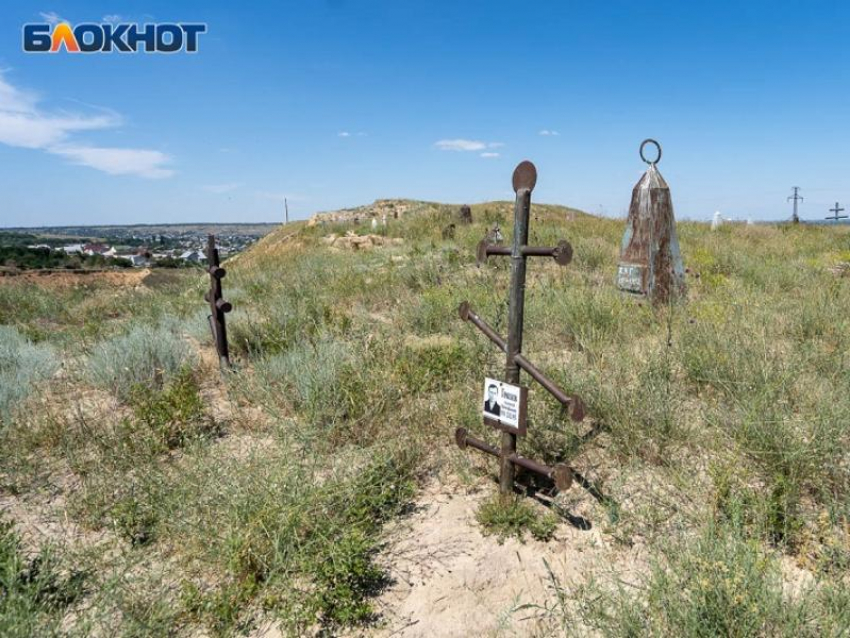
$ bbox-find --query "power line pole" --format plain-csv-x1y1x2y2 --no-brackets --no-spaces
787,186,803,224
827,201,847,222
284,197,289,224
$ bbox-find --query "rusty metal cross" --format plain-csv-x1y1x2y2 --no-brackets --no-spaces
456,161,586,496
204,234,233,370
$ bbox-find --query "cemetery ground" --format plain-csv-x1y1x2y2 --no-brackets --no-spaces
2,200,850,636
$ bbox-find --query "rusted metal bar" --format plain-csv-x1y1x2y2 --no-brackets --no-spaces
477,240,573,266
479,244,510,260
455,428,572,490
458,302,507,351
206,234,232,370
456,426,498,455
514,354,586,422
501,164,535,494
459,301,585,422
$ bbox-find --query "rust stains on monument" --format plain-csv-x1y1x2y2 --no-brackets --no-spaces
617,139,686,304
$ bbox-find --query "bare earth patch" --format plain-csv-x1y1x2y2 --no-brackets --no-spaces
0,268,151,289
366,483,643,637
0,472,115,559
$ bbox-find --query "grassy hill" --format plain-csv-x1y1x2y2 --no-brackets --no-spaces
1,199,850,636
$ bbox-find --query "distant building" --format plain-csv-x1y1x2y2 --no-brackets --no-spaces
83,243,109,255
62,244,84,254
179,250,206,263
124,254,150,267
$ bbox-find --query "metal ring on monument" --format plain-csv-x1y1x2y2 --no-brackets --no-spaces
639,139,662,166
512,160,538,193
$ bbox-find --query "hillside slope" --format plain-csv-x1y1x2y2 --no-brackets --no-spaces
2,199,850,636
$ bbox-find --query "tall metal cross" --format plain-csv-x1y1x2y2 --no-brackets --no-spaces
456,161,585,496
827,202,847,222
204,234,233,370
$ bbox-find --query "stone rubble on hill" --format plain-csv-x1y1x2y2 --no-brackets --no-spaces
320,231,404,251
308,199,415,226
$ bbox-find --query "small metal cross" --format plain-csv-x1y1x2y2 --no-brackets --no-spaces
827,202,847,222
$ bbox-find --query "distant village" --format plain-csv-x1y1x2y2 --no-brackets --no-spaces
16,230,263,269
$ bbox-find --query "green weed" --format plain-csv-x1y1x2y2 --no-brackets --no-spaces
477,495,559,543
128,367,214,451
0,517,86,638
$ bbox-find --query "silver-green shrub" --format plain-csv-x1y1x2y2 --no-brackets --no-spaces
88,319,196,400
255,336,352,419
0,326,57,421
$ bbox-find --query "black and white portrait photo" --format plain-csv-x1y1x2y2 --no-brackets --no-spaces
484,383,500,417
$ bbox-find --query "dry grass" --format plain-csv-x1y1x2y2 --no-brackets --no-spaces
1,201,849,636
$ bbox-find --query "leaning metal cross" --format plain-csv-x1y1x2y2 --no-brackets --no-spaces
456,160,586,496
827,202,847,222
204,234,233,370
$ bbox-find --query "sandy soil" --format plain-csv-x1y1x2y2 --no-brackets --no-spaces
366,483,642,638
0,268,151,289
0,473,116,560
250,477,645,638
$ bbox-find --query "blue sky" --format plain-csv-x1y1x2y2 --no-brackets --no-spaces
1,1,848,226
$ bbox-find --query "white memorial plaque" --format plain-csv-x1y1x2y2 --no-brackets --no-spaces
482,377,527,435
617,262,645,293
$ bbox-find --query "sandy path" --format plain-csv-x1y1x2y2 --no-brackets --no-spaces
365,482,642,638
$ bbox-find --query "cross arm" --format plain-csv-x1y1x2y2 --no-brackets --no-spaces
458,301,586,422
476,239,573,266
455,427,573,490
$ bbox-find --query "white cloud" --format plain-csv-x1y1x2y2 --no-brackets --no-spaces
39,11,65,25
102,14,124,24
0,76,37,113
49,145,173,178
0,71,173,178
0,75,120,148
434,139,503,152
434,139,486,152
538,129,560,136
202,182,241,194
0,109,118,149
338,131,351,137
480,152,500,158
